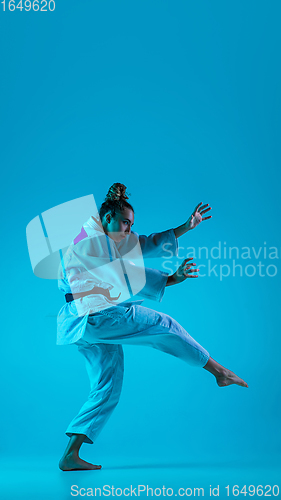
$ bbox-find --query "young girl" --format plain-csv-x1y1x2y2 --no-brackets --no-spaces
58,183,248,471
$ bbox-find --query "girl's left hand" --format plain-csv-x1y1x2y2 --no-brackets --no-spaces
185,202,212,231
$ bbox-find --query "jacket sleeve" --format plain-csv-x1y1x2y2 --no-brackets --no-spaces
136,228,178,258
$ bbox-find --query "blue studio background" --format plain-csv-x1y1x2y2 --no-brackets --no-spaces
1,0,280,497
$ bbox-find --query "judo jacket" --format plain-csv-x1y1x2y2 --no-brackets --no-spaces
57,215,178,345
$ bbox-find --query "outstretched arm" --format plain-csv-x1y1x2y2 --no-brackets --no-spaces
173,202,212,239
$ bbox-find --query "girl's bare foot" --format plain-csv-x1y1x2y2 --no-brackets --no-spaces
215,367,248,388
59,451,102,471
203,357,248,388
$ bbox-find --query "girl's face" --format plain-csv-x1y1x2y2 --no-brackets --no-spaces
103,208,134,242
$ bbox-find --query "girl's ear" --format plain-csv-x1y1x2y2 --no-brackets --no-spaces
105,213,111,224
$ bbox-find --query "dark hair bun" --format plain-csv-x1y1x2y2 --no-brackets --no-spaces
105,183,130,202
99,183,134,220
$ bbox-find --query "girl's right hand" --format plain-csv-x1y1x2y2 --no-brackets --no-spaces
166,258,199,286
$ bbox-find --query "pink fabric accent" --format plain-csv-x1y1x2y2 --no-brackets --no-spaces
74,226,88,245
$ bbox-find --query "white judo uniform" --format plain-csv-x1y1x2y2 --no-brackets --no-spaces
57,215,210,444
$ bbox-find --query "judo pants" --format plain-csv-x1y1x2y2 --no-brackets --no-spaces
65,304,210,444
